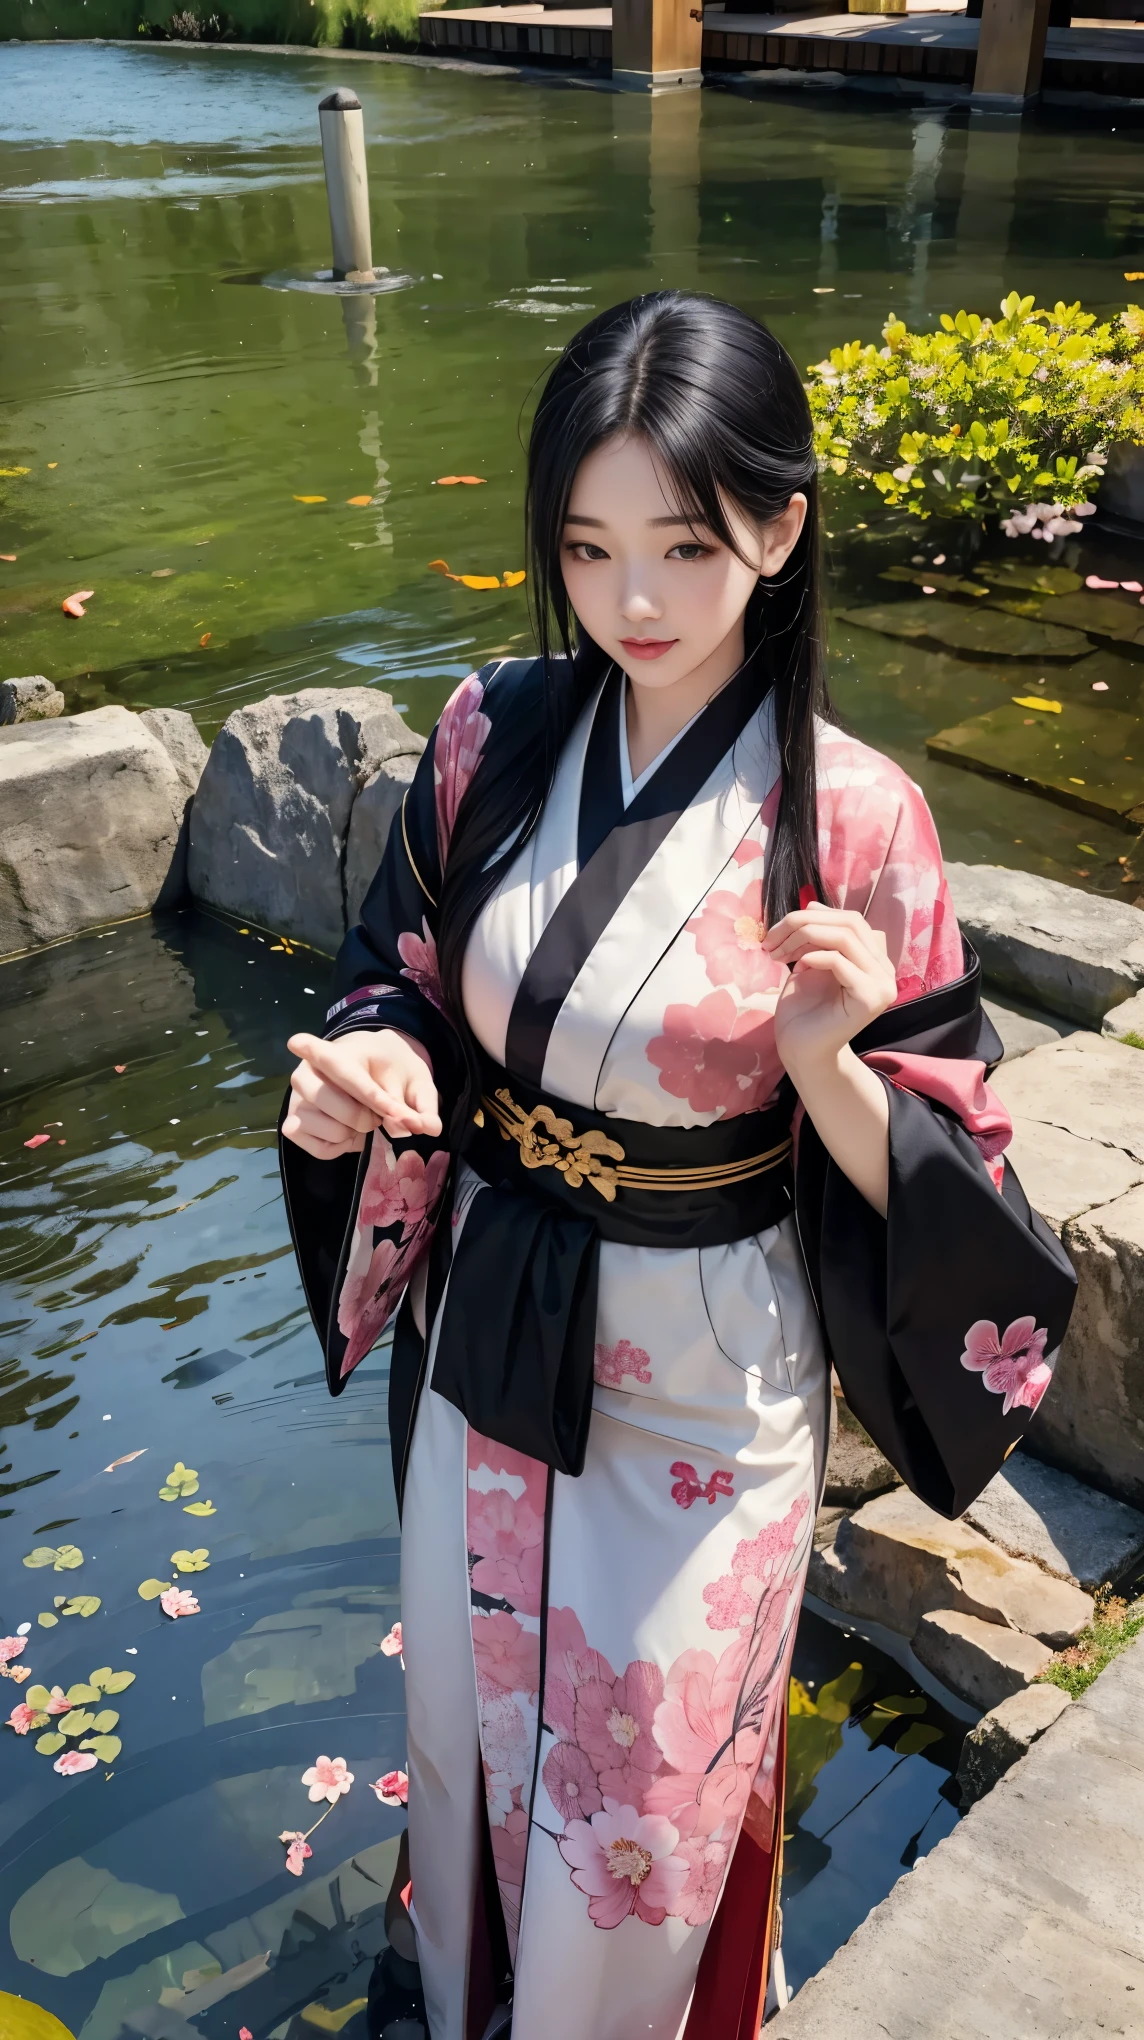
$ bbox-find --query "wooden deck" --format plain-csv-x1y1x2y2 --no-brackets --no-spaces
419,0,1144,92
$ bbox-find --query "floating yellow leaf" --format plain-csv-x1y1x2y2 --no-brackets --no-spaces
171,1547,210,1574
1012,695,1061,713
1126,272,1144,282
61,1595,101,1617
301,2000,369,2034
1069,776,1085,784
64,1683,99,1705
1078,843,1097,855
502,570,526,587
37,1612,58,1628
35,1732,65,1756
79,1733,121,1763
159,1461,199,1500
93,1669,135,1694
428,557,502,590
23,1544,83,1571
59,1709,96,1738
294,494,327,504
24,1686,52,1710
183,1500,216,1516
90,1709,120,1733
137,1577,171,1600
0,466,30,477
0,1993,76,2040
346,494,373,506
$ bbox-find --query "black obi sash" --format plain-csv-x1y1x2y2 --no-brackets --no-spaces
428,1056,795,1478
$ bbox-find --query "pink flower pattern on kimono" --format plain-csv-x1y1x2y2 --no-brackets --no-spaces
559,1801,689,1929
643,1639,758,1840
543,1738,605,1824
473,1610,541,1699
574,1659,665,1803
702,1494,811,1637
491,1800,531,1943
359,1140,449,1235
960,1316,1053,1414
336,1233,400,1371
686,880,787,999
593,1338,653,1389
674,1834,732,1927
468,1474,546,1617
397,918,445,1013
544,1605,616,1741
647,990,781,1118
434,672,492,856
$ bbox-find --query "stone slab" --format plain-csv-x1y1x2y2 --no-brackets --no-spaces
841,598,1092,660
965,1452,1144,1591
187,687,419,955
830,1488,1093,1645
911,1608,1053,1710
928,700,1144,833
768,1636,1144,2038
0,706,187,956
946,863,1144,1025
983,992,1077,1062
957,1681,1072,1807
0,675,64,724
991,1030,1144,1228
1038,1183,1144,1510
1104,988,1144,1042
823,1397,900,1507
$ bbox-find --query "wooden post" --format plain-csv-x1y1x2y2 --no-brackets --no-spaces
972,0,1052,104
319,88,374,280
612,0,703,93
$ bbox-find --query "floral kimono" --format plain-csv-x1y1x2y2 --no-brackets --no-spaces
280,655,1075,2040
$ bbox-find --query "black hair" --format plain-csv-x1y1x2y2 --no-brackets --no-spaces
437,290,832,1112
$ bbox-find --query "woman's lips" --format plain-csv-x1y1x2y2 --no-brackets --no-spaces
619,637,677,661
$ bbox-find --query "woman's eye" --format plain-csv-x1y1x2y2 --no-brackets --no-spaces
567,541,609,562
668,543,710,562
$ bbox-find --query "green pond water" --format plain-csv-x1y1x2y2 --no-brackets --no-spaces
2,40,1141,2031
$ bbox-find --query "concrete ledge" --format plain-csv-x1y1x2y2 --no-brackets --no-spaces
768,1634,1144,2036
946,862,1144,1028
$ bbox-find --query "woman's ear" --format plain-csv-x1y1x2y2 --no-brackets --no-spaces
757,493,808,579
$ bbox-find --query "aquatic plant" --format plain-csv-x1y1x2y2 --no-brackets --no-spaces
807,294,1144,531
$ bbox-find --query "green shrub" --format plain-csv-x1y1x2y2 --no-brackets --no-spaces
1037,1591,1144,1699
807,292,1144,532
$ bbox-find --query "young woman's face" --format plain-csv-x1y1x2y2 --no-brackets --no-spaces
561,433,806,694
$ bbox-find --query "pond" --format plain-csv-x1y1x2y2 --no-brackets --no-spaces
0,39,1132,2030
0,912,966,2030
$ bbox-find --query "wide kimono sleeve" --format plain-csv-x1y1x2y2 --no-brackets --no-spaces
278,671,493,1399
795,731,1077,1519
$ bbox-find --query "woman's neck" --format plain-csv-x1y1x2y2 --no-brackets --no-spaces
623,616,747,781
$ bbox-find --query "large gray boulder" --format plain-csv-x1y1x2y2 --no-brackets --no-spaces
0,706,188,957
912,1608,1053,1711
992,1034,1144,1506
957,1684,1072,1807
0,675,65,724
965,1452,1144,1592
345,734,426,925
139,707,209,906
187,689,423,955
946,862,1144,1026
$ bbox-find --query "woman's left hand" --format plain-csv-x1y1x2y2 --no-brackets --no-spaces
765,904,898,1076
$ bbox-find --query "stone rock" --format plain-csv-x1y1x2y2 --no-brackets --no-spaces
139,707,210,906
991,1030,1144,1230
982,993,1076,1062
823,1398,901,1507
344,731,426,926
0,706,188,957
831,1487,1093,1644
912,1608,1053,1710
965,1452,1144,1591
1104,988,1144,1042
0,675,65,724
187,688,421,955
956,1682,1072,1807
945,863,1144,1026
1039,1185,1144,1510
1097,439,1144,527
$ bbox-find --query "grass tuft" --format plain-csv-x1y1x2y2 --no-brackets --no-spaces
1037,1590,1144,1700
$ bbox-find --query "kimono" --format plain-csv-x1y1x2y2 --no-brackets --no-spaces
280,655,1076,2040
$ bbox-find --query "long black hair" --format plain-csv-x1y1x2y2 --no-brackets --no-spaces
437,291,832,1093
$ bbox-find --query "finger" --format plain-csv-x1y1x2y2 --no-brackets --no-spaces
403,1064,443,1137
294,1035,407,1120
291,1063,378,1132
767,921,875,971
282,1110,364,1160
287,1100,368,1150
788,950,873,1000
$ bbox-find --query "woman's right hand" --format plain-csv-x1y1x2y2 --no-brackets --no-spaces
282,1028,442,1160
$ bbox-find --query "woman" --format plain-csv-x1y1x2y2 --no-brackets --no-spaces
279,293,1075,2040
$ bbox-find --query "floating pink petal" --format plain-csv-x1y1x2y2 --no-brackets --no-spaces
54,1749,98,1776
0,1637,27,1665
1086,575,1119,590
370,1768,410,1807
44,1686,71,1714
240,2029,253,2039
160,1586,200,1619
301,1753,354,1803
279,1830,312,1877
23,1134,50,1149
61,589,95,617
7,1703,37,1734
380,1621,404,1657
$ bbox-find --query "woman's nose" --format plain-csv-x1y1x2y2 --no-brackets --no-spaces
619,573,662,624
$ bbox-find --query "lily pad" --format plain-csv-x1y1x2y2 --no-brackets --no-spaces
93,1668,135,1694
159,1460,199,1501
1037,590,1144,644
58,1709,96,1738
37,1612,58,1628
880,566,990,598
23,1544,83,1571
24,1685,52,1710
975,562,1084,596
63,1682,99,1705
61,1595,101,1618
182,1501,216,1517
137,1578,172,1600
839,600,1091,661
170,1547,210,1574
34,1732,65,1756
927,699,1144,827
91,1708,119,1733
79,1734,121,1763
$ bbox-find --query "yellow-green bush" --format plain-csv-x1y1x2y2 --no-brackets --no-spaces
807,292,1144,529
11,0,426,48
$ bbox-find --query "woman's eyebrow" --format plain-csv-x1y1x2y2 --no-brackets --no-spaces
563,514,606,527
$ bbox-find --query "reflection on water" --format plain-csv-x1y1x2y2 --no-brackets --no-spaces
2,44,1144,886
0,913,964,2026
